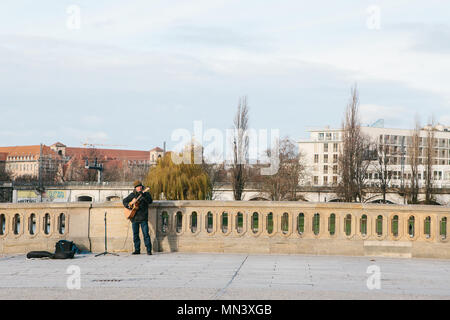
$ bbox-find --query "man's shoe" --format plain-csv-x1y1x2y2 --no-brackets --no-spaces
147,251,152,255
132,251,140,255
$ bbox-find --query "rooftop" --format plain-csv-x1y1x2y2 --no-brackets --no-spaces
308,123,450,133
0,143,166,161
65,147,151,161
0,145,59,158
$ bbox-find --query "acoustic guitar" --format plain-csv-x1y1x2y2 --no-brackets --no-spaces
124,187,150,220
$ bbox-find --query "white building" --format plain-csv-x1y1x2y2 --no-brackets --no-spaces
299,123,450,189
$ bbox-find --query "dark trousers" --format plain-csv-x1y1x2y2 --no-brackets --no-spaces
132,221,152,253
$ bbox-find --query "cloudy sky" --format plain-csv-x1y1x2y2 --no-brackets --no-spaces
0,0,449,151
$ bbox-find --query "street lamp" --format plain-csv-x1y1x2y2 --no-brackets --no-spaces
85,158,103,183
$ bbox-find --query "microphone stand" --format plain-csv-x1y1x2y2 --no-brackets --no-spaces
95,211,119,257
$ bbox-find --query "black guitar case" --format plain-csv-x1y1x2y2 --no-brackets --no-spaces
26,251,54,259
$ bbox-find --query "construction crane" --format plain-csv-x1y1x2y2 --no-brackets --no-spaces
81,141,127,148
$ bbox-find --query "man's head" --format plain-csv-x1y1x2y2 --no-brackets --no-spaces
133,180,144,192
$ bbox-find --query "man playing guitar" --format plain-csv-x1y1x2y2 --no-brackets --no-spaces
123,180,153,255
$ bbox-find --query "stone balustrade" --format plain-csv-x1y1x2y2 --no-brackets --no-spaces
1,201,449,259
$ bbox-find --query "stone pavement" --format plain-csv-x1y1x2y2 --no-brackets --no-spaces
1,252,450,299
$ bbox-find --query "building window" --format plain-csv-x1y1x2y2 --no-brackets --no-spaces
313,176,319,185
323,165,328,174
314,154,319,163
77,196,92,202
400,136,406,145
324,154,328,163
323,176,328,185
324,143,328,153
333,154,338,163
333,143,338,152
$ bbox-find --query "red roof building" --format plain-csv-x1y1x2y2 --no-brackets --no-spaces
0,143,166,181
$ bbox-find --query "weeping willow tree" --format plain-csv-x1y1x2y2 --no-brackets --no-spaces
144,151,212,200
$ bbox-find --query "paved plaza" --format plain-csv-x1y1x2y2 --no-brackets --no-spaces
1,252,450,299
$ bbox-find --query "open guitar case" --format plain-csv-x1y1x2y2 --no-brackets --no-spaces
26,240,78,259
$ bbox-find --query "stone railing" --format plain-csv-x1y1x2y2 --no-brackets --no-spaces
1,201,449,259
153,201,450,259
0,202,141,254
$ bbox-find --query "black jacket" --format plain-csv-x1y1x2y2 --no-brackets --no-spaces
123,191,153,222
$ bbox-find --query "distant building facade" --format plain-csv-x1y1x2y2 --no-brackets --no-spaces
0,142,167,181
0,144,61,180
149,147,165,165
299,124,450,189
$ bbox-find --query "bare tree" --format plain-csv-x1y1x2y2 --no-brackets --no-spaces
132,165,151,181
114,160,136,182
62,148,102,182
424,119,436,204
202,159,226,200
231,96,250,200
337,85,370,202
373,140,392,204
408,118,421,204
0,162,11,182
84,148,103,182
100,160,131,182
355,135,373,201
260,137,306,201
63,149,151,183
62,156,85,182
35,152,64,185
